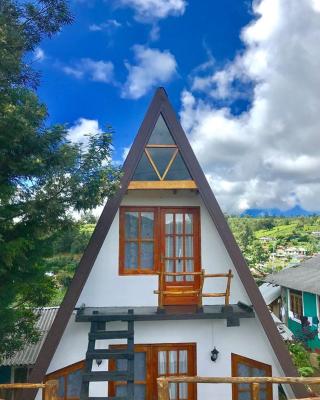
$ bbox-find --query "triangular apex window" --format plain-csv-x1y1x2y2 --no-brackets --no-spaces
131,115,194,187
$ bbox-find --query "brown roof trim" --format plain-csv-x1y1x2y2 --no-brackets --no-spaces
28,88,307,398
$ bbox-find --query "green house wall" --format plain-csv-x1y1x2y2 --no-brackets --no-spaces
287,289,320,351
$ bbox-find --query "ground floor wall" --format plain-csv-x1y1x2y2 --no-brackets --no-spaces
34,313,291,400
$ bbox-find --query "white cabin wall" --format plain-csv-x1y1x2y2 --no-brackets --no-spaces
43,316,284,400
77,190,250,308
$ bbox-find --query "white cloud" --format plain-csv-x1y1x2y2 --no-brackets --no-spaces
180,0,320,213
122,45,177,99
62,59,114,83
89,19,122,31
118,0,186,22
68,118,102,147
34,47,45,62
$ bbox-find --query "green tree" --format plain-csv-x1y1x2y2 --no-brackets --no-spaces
0,0,121,360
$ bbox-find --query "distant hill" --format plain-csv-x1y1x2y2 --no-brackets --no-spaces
241,205,319,217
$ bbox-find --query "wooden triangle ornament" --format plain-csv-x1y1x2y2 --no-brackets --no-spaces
28,88,308,398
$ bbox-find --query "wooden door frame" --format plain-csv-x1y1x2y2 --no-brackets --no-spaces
160,207,201,306
109,343,197,400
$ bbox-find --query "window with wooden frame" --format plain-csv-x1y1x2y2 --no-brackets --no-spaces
44,361,85,400
289,289,303,319
109,343,196,400
129,114,196,190
232,354,272,400
119,207,158,274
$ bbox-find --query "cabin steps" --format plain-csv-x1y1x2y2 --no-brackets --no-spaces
80,309,135,400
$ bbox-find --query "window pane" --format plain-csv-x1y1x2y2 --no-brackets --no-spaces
57,376,65,398
67,369,82,397
237,363,251,390
176,259,183,282
125,242,138,269
165,153,191,180
134,352,146,381
132,153,159,181
239,391,251,400
165,260,174,282
158,351,167,375
148,148,176,177
116,359,127,371
141,212,154,239
125,212,138,239
175,214,183,234
166,237,174,257
179,383,188,400
116,384,146,400
169,351,177,374
141,242,154,269
165,214,174,234
148,115,175,145
185,214,193,234
185,237,193,257
179,350,188,373
169,383,177,400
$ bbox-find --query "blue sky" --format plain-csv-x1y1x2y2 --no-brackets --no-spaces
34,0,320,213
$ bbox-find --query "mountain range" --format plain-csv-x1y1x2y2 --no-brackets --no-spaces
241,205,319,217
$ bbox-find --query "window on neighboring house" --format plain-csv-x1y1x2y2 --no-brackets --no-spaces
232,354,272,400
109,343,196,400
44,361,84,400
289,289,303,319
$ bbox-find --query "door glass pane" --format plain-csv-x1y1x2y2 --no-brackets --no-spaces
185,214,193,234
239,392,251,400
141,212,154,239
67,369,82,397
165,153,191,180
148,148,176,176
176,259,183,282
148,114,175,145
116,358,127,370
132,152,159,181
141,242,154,269
165,214,174,234
185,260,194,282
169,383,177,400
125,242,138,269
179,350,188,373
158,351,167,375
175,214,183,234
169,351,177,374
175,236,183,258
166,237,173,257
179,383,188,400
165,260,174,282
125,212,138,239
134,352,146,380
185,237,193,257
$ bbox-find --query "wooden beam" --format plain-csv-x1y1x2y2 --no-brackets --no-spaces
128,180,197,190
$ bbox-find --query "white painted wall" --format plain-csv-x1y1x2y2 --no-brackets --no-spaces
77,190,250,308
39,189,292,400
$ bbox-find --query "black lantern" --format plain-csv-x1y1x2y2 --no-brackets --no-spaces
210,347,219,362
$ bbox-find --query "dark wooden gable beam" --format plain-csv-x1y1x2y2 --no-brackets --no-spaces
28,88,307,398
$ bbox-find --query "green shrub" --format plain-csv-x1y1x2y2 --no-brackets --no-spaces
288,342,314,377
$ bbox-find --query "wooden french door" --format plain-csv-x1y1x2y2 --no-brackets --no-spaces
160,208,201,306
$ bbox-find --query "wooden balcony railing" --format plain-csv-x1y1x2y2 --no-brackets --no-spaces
0,380,58,400
154,269,233,308
157,376,320,400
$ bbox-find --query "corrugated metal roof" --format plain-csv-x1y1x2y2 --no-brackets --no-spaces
265,254,320,295
259,283,281,305
1,307,59,366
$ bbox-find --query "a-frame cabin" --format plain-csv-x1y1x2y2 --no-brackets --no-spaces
29,88,307,400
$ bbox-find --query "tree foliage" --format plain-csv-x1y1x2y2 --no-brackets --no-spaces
0,0,121,360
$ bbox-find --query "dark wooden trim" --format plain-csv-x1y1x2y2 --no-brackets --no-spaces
28,87,308,399
231,353,272,400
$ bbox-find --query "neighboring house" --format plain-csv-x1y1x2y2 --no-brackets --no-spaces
259,283,281,318
259,237,274,243
266,255,320,352
26,88,307,400
0,308,58,398
284,247,307,258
